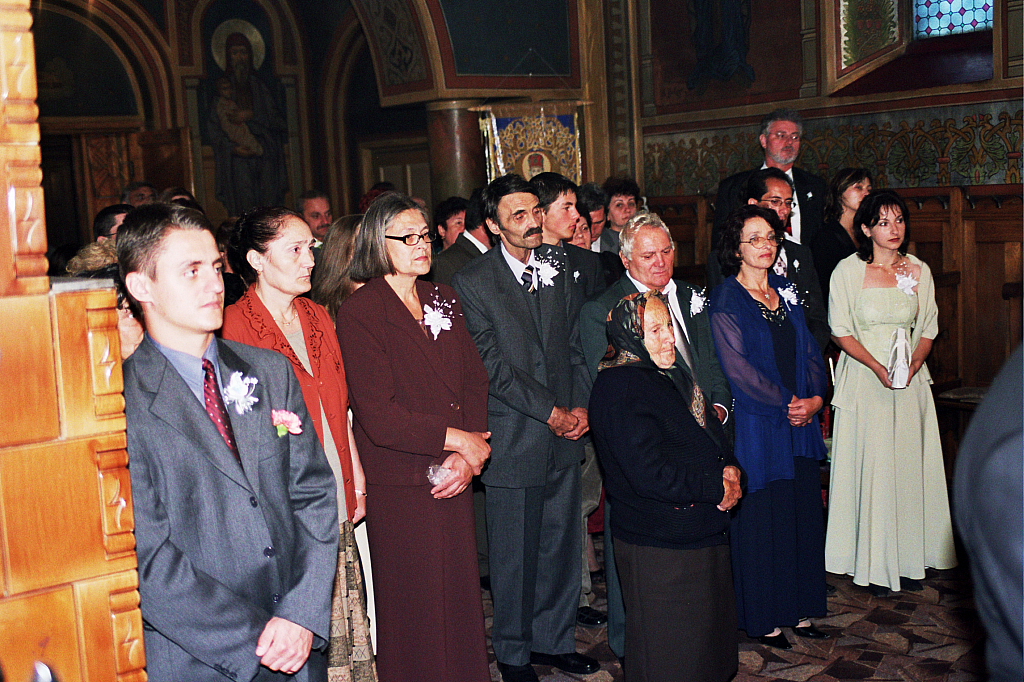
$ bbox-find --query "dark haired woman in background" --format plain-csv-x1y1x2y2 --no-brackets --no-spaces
335,193,491,682
811,168,872,306
824,189,956,597
221,206,377,681
310,214,364,320
709,204,830,650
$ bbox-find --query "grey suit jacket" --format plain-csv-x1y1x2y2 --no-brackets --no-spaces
580,274,732,414
453,244,591,488
124,337,338,682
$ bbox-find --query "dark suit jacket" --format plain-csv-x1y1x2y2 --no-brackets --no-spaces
124,337,338,682
712,166,827,250
453,243,591,488
335,277,490,486
560,240,608,304
706,239,830,352
580,274,731,412
429,233,487,286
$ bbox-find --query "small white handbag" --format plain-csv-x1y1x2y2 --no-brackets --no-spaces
887,327,911,389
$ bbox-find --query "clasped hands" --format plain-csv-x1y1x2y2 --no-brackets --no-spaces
547,406,589,440
787,395,823,427
433,428,492,499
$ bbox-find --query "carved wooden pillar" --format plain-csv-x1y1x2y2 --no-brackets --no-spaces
425,100,487,204
0,2,145,680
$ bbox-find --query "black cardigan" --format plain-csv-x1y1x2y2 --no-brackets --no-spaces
589,365,743,550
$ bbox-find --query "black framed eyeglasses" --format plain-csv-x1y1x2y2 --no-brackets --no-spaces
385,232,439,246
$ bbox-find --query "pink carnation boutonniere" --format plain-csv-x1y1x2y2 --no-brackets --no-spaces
272,409,302,437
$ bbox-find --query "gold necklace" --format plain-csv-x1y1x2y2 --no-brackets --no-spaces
272,306,299,327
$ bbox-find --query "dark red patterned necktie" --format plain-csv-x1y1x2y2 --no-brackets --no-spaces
203,359,240,461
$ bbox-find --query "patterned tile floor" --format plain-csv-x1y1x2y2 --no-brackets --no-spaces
481,552,985,681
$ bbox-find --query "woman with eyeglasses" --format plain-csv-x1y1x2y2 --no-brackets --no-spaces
221,206,376,680
335,192,492,682
709,204,831,650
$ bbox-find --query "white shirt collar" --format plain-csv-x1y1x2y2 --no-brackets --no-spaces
500,242,539,286
464,231,490,253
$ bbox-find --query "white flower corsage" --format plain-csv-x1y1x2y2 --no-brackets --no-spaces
690,289,707,316
223,372,259,414
533,256,560,287
778,284,800,307
422,292,455,340
895,271,918,296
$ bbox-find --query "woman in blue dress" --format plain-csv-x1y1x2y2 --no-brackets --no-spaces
709,204,831,650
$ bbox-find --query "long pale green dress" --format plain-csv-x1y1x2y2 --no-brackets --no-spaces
824,254,957,591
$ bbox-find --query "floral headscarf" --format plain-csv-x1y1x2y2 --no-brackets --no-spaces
598,290,690,397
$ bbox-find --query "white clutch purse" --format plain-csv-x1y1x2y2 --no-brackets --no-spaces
887,328,911,389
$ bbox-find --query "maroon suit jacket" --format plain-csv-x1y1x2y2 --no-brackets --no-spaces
222,286,356,520
335,277,489,486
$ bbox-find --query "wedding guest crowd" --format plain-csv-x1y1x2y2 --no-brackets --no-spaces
94,118,962,682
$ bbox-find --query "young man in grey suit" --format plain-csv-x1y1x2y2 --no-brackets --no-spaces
118,204,338,682
453,174,598,682
579,211,733,665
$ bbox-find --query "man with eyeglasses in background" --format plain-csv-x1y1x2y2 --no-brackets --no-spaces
712,108,827,250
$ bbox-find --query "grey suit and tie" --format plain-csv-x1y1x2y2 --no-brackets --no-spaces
124,336,338,682
453,243,591,665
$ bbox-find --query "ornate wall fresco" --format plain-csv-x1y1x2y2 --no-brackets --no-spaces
643,102,1023,196
647,0,804,114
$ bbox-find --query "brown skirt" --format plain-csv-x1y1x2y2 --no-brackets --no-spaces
327,520,378,682
364,481,490,682
615,539,738,682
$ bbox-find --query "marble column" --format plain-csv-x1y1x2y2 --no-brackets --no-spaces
426,100,487,203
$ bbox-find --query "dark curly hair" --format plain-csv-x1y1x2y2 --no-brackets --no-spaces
853,189,909,263
716,204,783,278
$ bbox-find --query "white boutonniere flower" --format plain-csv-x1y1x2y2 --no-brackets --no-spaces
806,191,813,200
690,289,707,316
533,256,560,287
778,284,800,308
895,271,918,296
223,372,259,415
574,270,580,282
792,259,800,270
422,290,456,340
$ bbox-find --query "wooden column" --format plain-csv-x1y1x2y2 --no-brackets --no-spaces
0,2,144,680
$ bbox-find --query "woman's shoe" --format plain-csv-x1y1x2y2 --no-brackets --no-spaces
792,623,830,639
900,577,924,591
866,583,890,597
757,631,792,650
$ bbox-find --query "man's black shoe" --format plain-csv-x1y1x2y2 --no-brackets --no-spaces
576,606,608,628
496,661,539,682
529,652,600,675
826,582,836,594
480,575,491,591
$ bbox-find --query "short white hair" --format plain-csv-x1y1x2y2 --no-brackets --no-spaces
620,211,675,260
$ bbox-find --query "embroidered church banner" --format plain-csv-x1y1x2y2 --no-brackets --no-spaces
480,102,582,184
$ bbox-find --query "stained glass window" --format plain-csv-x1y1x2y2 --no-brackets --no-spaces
915,0,993,38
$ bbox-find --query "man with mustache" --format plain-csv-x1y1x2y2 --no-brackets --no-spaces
453,174,598,682
712,108,826,250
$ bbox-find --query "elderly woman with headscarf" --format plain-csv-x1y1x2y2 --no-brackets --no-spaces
589,290,743,682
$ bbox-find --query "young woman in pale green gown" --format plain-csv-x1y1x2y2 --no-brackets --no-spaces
824,190,957,597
